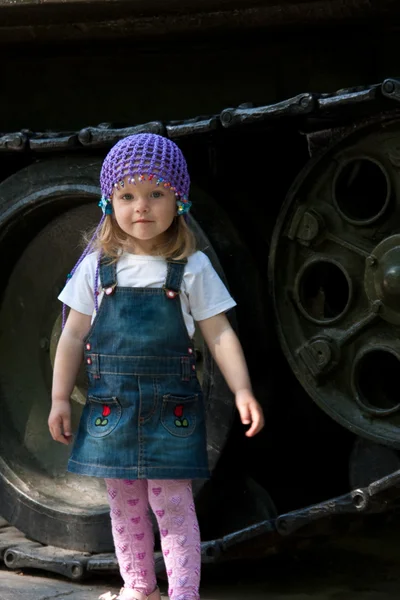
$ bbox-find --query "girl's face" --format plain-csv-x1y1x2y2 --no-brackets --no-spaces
112,176,177,254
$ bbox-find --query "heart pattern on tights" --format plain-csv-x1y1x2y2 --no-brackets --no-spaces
110,482,201,595
177,535,187,546
131,516,141,525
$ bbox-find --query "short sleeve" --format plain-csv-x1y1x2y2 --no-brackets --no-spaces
184,252,236,321
58,253,97,316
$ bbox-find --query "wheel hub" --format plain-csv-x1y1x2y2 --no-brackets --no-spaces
365,235,400,322
269,119,400,447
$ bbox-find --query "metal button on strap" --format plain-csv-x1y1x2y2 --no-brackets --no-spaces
104,286,116,296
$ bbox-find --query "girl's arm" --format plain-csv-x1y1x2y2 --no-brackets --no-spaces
198,313,264,437
49,309,92,445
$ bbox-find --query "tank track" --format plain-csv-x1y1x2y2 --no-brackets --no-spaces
1,466,400,580
2,77,400,580
1,78,400,153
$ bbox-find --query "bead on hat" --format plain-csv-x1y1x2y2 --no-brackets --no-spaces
98,195,113,215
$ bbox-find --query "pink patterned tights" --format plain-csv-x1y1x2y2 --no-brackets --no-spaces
105,479,200,600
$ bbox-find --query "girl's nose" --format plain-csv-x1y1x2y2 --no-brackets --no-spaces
135,195,149,212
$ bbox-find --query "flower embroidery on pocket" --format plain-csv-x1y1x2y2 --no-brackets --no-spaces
95,405,111,427
174,404,189,428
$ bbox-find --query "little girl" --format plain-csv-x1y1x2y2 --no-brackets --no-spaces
49,133,264,600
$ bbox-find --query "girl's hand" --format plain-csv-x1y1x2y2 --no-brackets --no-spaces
48,400,73,445
235,389,264,437
50,309,91,446
199,314,265,437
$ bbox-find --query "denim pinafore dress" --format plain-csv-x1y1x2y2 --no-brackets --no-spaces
67,256,210,480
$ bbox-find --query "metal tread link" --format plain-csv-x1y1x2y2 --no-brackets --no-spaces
1,78,400,153
2,466,400,581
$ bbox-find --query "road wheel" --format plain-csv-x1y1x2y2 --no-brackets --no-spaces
269,118,400,448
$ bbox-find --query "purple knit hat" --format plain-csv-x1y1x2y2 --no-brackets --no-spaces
100,133,190,202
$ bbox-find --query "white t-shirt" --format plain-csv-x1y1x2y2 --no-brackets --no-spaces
59,251,236,338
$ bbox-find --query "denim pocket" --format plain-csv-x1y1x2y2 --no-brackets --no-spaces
87,396,122,438
161,394,198,438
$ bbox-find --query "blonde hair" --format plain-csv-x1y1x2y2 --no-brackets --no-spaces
88,214,197,261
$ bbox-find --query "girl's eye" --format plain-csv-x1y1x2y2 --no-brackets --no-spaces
121,193,134,201
151,191,163,199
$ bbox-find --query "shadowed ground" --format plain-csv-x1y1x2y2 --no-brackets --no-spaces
2,518,400,600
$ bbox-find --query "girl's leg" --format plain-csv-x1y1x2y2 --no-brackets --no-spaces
148,480,201,600
105,479,158,597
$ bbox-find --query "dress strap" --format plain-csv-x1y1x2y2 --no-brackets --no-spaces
164,258,187,293
99,255,117,290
